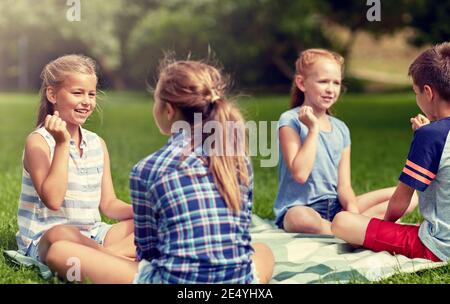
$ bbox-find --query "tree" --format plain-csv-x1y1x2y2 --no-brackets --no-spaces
211,0,332,83
323,0,411,59
0,0,152,89
405,0,450,46
0,1,71,88
3,0,441,90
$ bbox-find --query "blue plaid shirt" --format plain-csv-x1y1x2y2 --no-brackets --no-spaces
130,131,255,283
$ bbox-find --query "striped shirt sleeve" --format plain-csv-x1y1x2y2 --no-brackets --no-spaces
399,127,441,192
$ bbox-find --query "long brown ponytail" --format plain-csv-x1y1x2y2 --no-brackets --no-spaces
155,59,249,213
37,54,97,127
290,49,345,112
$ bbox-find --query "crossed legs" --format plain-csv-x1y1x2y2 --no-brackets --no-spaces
38,220,135,271
283,187,418,234
46,241,138,283
45,242,274,284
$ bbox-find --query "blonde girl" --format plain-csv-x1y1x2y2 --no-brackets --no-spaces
274,48,417,234
16,55,135,272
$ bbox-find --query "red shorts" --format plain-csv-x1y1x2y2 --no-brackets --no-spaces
363,218,441,262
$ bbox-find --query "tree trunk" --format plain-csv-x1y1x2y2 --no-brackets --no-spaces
341,29,358,60
18,35,29,90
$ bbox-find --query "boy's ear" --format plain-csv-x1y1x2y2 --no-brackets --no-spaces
423,84,435,102
46,87,57,104
295,75,306,92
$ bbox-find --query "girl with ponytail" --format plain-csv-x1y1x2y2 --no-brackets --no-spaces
129,59,273,284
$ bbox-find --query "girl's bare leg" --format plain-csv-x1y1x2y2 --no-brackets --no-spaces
103,219,136,258
356,187,418,219
331,211,372,246
283,206,332,234
103,219,134,245
38,225,115,263
46,240,138,284
251,243,274,284
356,187,395,213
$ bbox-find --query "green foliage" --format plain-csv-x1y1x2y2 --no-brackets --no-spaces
325,0,409,34
209,0,332,84
406,0,450,45
2,0,428,91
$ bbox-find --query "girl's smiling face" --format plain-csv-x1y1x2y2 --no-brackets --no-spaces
48,73,97,127
296,57,342,112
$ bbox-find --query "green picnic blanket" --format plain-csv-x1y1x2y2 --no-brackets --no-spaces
3,249,52,280
250,214,447,283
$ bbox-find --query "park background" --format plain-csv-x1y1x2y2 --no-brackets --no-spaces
1,0,449,283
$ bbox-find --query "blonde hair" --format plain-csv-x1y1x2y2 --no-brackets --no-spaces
155,59,249,213
36,54,98,127
290,48,344,111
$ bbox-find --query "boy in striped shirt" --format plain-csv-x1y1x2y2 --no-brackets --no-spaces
331,42,450,262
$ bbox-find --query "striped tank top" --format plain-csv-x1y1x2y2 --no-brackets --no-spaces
16,127,104,253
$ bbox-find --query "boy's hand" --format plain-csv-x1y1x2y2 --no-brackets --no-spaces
45,111,71,144
410,114,430,131
299,106,319,132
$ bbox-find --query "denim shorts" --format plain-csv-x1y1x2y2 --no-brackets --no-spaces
310,198,343,222
133,260,260,284
277,198,343,229
26,222,112,263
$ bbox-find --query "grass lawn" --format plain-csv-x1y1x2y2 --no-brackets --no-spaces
0,90,449,283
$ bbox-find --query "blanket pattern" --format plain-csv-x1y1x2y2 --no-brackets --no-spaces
250,215,446,283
